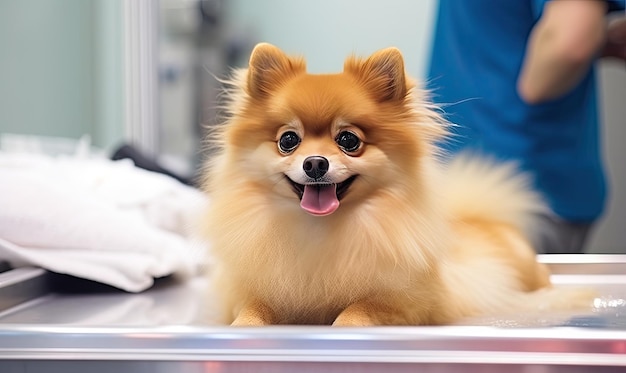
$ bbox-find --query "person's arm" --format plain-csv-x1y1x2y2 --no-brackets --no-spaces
517,0,608,104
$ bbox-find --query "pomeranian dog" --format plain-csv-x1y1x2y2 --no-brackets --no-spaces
202,43,590,326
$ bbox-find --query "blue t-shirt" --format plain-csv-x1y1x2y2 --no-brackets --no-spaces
427,0,625,223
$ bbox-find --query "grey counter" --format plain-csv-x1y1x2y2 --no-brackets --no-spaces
1,255,626,372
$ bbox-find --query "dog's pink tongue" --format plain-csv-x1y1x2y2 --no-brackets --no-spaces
300,184,339,216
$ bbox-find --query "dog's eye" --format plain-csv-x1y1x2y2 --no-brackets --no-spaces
335,131,361,153
278,131,301,153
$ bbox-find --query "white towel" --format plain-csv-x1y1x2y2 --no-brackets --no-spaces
0,152,209,292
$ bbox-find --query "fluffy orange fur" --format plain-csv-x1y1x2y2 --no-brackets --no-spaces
202,43,591,326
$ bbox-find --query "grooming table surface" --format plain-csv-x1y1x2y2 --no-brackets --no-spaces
1,255,626,373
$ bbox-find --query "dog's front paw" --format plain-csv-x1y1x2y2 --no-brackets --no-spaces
333,300,415,326
231,314,271,326
332,312,376,326
332,303,378,326
231,300,276,326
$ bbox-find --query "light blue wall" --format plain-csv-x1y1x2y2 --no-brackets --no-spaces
227,0,437,80
0,0,434,148
92,0,124,149
0,0,124,149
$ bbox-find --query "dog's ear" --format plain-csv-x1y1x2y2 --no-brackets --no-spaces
247,43,305,98
344,47,407,102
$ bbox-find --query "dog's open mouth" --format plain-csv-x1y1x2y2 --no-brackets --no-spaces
286,175,357,216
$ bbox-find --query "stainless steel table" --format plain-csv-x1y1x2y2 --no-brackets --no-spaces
1,255,626,372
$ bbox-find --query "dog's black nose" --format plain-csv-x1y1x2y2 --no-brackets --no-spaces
303,156,329,179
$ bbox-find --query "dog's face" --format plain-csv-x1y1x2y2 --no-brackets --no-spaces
223,43,445,216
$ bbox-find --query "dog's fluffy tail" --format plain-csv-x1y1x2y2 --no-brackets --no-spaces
438,154,597,321
452,285,598,326
440,153,548,235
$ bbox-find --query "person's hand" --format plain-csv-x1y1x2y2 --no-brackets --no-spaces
602,17,626,61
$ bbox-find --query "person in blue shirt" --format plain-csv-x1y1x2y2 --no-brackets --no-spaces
428,0,626,254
